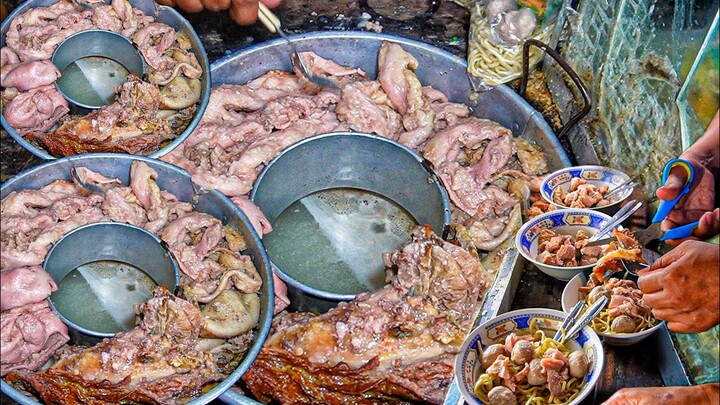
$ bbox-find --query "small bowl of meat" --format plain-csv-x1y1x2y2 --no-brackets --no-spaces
515,208,612,281
455,308,604,405
540,166,633,214
562,272,662,346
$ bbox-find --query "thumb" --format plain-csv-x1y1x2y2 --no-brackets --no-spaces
656,165,688,201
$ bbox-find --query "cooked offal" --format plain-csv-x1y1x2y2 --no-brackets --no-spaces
535,229,604,267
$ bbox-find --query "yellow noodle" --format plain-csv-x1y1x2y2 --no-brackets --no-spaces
467,12,554,87
474,373,496,402
583,304,657,335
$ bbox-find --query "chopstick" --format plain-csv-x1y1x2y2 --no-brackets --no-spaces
257,3,280,34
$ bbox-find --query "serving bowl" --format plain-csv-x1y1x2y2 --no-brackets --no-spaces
251,132,451,313
540,165,633,214
515,208,612,281
44,222,181,346
562,272,663,346
0,0,211,160
0,154,273,404
455,308,604,405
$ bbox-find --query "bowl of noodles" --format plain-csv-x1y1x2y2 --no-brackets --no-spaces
455,308,604,405
562,272,662,346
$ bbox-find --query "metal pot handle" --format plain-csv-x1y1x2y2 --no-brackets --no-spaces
518,38,591,142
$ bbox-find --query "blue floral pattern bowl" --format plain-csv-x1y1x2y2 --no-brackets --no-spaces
455,308,605,405
516,209,612,280
562,273,663,346
541,165,633,214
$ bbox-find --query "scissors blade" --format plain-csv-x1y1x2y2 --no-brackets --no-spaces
584,236,617,247
633,223,664,247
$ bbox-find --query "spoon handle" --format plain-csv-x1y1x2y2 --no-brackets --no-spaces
562,295,609,344
554,300,584,342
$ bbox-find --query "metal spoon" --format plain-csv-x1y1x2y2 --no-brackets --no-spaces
604,177,639,200
70,167,106,194
559,295,609,344
256,4,338,89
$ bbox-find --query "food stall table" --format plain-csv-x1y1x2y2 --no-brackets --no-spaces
0,0,668,403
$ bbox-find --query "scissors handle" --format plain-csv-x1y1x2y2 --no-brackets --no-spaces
660,220,700,241
652,158,695,223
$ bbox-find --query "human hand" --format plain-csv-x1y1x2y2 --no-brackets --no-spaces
637,240,720,333
601,384,719,405
656,158,716,247
156,0,282,26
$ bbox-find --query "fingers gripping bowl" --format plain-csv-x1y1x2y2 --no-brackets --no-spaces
0,0,211,159
455,308,604,405
0,154,273,404
516,209,612,281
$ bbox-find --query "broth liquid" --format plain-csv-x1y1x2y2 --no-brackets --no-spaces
52,260,156,334
56,56,130,107
263,188,417,295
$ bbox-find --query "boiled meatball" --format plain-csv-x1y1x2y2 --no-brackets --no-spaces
611,315,637,333
488,385,516,405
568,350,589,379
494,8,537,45
587,285,611,305
485,0,517,24
511,340,535,365
527,358,547,386
482,344,506,370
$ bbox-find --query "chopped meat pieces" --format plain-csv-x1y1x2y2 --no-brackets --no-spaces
535,229,601,267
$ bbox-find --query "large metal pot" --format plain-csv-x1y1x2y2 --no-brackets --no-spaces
210,32,572,313
0,154,273,404
0,0,211,160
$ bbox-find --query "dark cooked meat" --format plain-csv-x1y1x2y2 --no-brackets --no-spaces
24,75,180,156
6,287,224,404
241,225,491,404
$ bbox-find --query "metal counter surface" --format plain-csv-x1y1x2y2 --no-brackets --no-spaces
1,0,665,404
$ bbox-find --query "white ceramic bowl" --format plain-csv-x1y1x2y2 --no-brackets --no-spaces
455,308,604,405
562,273,663,346
540,166,633,214
515,209,612,281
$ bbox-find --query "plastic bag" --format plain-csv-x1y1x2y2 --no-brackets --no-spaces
467,0,562,88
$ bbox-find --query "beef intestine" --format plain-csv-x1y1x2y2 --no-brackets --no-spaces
162,41,549,254
1,162,262,404
0,0,203,155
